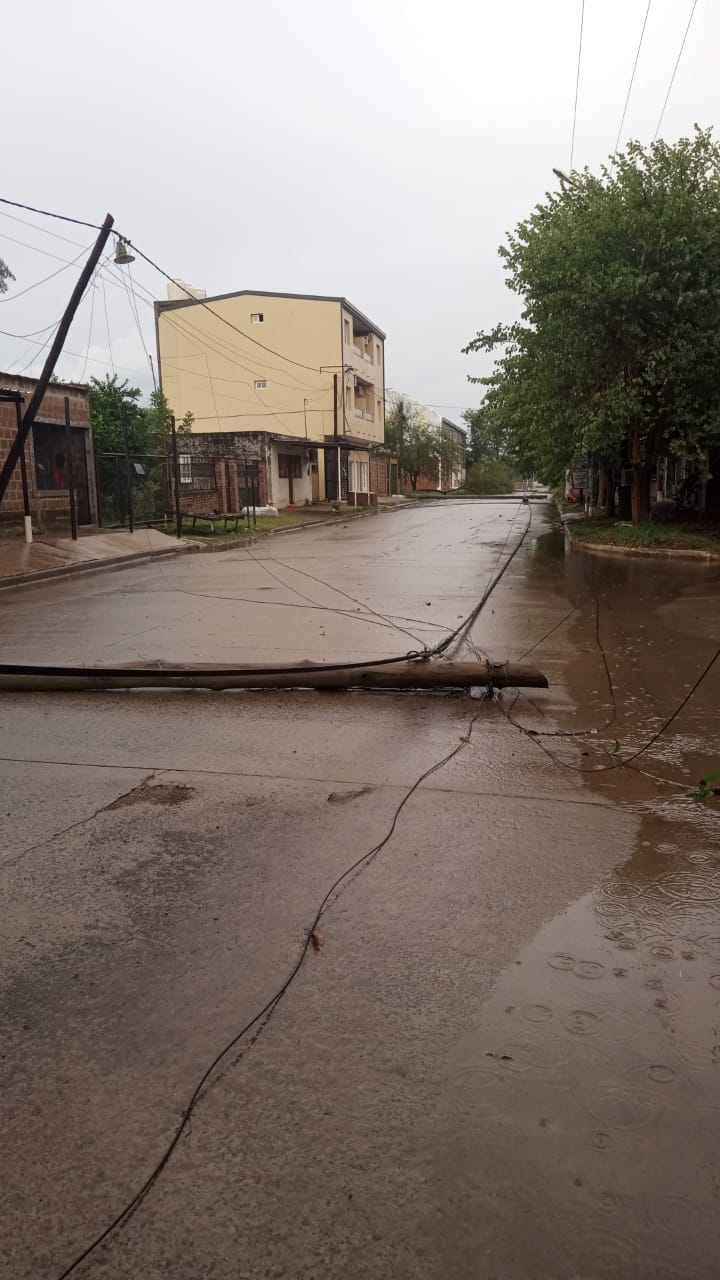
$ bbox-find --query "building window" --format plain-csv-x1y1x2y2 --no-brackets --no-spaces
376,397,383,420
375,342,381,364
251,313,264,324
178,455,216,490
277,453,302,479
254,379,268,390
33,422,68,490
344,318,351,344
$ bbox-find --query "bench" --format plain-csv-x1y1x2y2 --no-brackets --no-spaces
185,512,245,534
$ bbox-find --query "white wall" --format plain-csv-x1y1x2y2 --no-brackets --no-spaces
269,444,313,508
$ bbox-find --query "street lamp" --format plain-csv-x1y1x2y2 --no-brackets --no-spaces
113,236,135,266
553,167,580,190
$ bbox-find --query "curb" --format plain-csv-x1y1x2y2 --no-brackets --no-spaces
0,500,451,587
0,507,384,585
188,505,383,552
0,542,197,591
565,526,720,562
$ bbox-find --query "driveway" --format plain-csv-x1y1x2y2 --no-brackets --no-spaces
2,500,720,1279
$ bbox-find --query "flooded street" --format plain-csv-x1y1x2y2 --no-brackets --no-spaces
1,500,719,1278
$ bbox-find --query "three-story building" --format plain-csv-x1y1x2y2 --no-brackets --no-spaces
155,288,385,507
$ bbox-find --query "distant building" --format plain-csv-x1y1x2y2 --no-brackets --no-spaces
385,390,466,491
438,417,467,490
155,288,386,507
0,374,97,533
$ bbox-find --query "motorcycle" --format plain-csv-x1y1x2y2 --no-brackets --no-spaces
675,472,700,511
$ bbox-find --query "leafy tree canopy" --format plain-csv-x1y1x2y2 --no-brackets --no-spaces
382,396,441,490
464,127,720,511
88,377,194,454
463,399,512,466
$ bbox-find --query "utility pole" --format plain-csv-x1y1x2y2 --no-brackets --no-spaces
169,414,183,538
332,372,339,502
0,213,114,508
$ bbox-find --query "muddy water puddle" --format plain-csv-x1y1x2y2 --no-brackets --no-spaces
432,808,720,1278
433,538,720,1278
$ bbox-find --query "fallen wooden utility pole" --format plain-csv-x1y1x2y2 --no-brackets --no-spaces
0,659,548,693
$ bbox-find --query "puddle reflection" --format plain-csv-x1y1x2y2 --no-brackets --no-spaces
431,801,720,1279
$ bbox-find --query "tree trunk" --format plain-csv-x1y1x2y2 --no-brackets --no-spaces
606,466,617,518
597,461,608,513
632,466,651,522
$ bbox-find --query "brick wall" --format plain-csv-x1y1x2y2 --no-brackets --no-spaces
414,464,441,492
370,455,390,497
0,374,94,531
176,431,270,514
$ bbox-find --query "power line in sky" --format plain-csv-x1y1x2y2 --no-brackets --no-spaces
570,0,585,170
614,0,653,155
652,0,700,143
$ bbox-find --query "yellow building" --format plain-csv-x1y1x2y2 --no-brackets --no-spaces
155,288,386,507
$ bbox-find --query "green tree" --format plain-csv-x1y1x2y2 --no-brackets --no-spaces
0,257,13,296
89,378,195,453
88,375,147,452
463,400,511,466
383,396,441,490
465,460,515,495
464,128,720,519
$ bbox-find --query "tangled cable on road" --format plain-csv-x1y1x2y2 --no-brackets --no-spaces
50,508,536,1276
53,712,480,1279
498,638,720,777
503,596,618,740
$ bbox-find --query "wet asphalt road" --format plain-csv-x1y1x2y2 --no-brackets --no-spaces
2,500,720,1279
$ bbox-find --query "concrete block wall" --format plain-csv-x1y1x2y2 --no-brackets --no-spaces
176,432,270,514
0,374,93,531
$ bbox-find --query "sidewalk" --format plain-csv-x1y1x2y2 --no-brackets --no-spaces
0,502,413,589
0,528,192,589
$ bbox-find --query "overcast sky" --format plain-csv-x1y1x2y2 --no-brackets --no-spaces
1,0,716,419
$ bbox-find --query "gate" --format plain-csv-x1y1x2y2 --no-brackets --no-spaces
238,461,260,512
325,448,349,502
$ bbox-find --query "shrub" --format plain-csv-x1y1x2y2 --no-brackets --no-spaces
465,461,515,494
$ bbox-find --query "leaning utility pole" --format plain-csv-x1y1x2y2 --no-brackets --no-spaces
0,212,114,507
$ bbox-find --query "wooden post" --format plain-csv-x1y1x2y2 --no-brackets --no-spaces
123,419,134,533
64,396,78,541
12,396,33,544
169,413,182,538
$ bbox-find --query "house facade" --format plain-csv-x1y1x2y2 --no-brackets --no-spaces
155,289,386,507
0,374,97,532
385,390,467,492
438,417,467,490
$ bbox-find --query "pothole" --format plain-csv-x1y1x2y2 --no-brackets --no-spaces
106,782,195,810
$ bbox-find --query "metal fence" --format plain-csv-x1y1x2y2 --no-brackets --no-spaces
97,452,175,530
98,450,261,530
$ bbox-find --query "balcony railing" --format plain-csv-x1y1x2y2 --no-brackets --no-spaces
349,343,374,365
